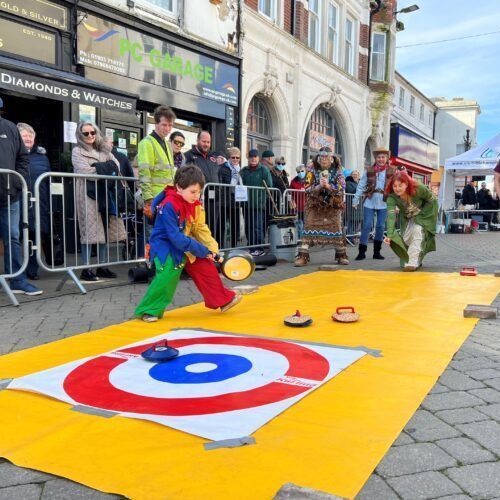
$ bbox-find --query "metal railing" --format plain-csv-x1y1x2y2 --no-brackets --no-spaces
0,169,30,306
33,172,146,293
202,182,282,252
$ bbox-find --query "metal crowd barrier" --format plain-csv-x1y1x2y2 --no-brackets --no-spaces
0,169,30,306
33,171,146,293
202,182,282,252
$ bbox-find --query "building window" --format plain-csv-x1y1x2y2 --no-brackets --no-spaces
140,0,176,14
399,87,405,108
419,103,425,121
258,0,277,21
303,106,344,162
308,0,321,52
410,96,415,115
456,143,466,155
428,112,433,127
370,32,386,81
247,96,273,153
327,2,339,64
344,16,355,75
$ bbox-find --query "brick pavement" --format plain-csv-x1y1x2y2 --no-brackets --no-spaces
0,233,499,499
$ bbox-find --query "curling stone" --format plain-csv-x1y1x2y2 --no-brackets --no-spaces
141,340,179,363
217,250,255,281
284,310,313,327
460,266,477,276
332,306,360,323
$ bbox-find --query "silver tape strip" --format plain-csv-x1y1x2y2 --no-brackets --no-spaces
204,436,256,451
71,405,117,418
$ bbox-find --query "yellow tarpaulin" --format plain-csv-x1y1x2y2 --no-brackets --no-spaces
0,270,498,499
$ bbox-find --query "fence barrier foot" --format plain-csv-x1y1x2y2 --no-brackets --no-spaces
66,269,87,295
0,276,20,307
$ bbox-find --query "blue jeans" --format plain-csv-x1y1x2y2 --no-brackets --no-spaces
244,207,265,246
81,243,108,265
360,206,387,245
0,200,28,286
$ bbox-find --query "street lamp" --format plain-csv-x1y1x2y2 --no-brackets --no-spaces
394,4,420,14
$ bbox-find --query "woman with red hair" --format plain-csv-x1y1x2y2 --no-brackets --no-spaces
383,170,438,271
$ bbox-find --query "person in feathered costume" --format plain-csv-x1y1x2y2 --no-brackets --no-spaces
134,165,242,322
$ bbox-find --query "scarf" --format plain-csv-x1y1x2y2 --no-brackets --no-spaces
159,186,200,224
374,163,388,174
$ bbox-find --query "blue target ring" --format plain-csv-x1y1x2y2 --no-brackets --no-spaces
149,353,252,384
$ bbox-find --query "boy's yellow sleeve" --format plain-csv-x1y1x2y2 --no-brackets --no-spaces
192,206,219,254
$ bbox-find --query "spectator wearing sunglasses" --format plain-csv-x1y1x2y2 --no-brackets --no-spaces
269,156,290,194
217,147,242,248
169,131,186,170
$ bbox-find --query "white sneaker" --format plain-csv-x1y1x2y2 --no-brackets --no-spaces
142,314,158,322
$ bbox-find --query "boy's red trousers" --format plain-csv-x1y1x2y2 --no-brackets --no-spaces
134,255,235,318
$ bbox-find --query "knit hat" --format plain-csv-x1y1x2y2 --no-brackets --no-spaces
261,150,275,158
248,149,259,157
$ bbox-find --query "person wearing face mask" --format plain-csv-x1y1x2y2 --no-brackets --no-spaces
290,165,307,236
269,156,290,194
295,147,348,266
218,147,242,248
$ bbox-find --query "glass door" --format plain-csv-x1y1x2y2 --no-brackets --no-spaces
103,123,142,162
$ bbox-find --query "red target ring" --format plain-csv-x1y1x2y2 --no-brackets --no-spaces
63,336,330,416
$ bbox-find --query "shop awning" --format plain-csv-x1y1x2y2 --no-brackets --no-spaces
0,56,137,112
391,156,435,176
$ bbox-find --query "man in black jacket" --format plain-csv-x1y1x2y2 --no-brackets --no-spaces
461,181,477,206
0,97,42,295
184,131,220,237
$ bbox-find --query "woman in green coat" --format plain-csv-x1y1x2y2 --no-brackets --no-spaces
383,169,438,271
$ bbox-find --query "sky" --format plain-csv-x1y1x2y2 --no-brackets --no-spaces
394,0,500,144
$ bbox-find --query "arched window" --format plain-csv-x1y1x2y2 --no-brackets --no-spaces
246,96,273,154
303,106,344,163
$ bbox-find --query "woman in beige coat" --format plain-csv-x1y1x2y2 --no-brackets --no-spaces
72,122,126,282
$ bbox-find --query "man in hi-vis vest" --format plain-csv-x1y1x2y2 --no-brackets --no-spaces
138,105,176,218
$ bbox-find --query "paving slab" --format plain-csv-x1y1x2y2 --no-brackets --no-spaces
421,391,485,411
436,437,495,465
447,462,500,498
435,407,490,425
404,410,460,442
0,462,53,488
40,479,123,499
438,370,486,390
456,420,500,455
0,484,42,500
355,475,398,500
476,403,500,421
468,387,500,404
376,443,457,477
465,367,500,380
273,483,342,499
386,471,462,500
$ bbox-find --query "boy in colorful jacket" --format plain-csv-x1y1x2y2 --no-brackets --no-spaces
135,165,242,322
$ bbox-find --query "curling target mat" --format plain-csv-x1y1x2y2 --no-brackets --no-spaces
0,270,498,499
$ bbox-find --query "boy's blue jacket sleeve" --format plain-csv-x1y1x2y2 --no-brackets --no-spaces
160,204,210,258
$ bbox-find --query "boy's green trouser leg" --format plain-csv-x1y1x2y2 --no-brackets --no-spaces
134,256,183,318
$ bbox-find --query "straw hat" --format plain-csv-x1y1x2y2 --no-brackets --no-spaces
372,147,391,158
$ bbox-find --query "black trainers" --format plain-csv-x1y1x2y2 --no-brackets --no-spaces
96,267,117,279
80,269,99,282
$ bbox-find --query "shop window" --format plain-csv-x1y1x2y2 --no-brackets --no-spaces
344,17,356,75
410,96,415,115
327,2,339,64
419,103,425,121
308,0,321,52
370,32,386,81
303,105,344,162
258,0,277,21
247,96,273,153
399,87,405,108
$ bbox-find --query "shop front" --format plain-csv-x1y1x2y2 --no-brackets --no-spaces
390,124,439,185
75,9,240,156
0,0,138,167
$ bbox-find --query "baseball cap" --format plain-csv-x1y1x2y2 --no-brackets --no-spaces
262,150,275,158
248,149,259,157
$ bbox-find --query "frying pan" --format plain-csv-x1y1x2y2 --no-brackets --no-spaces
216,250,256,281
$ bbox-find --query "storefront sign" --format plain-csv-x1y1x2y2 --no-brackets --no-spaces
0,17,56,64
393,126,439,169
77,12,239,106
309,130,335,151
0,68,136,111
0,0,68,30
